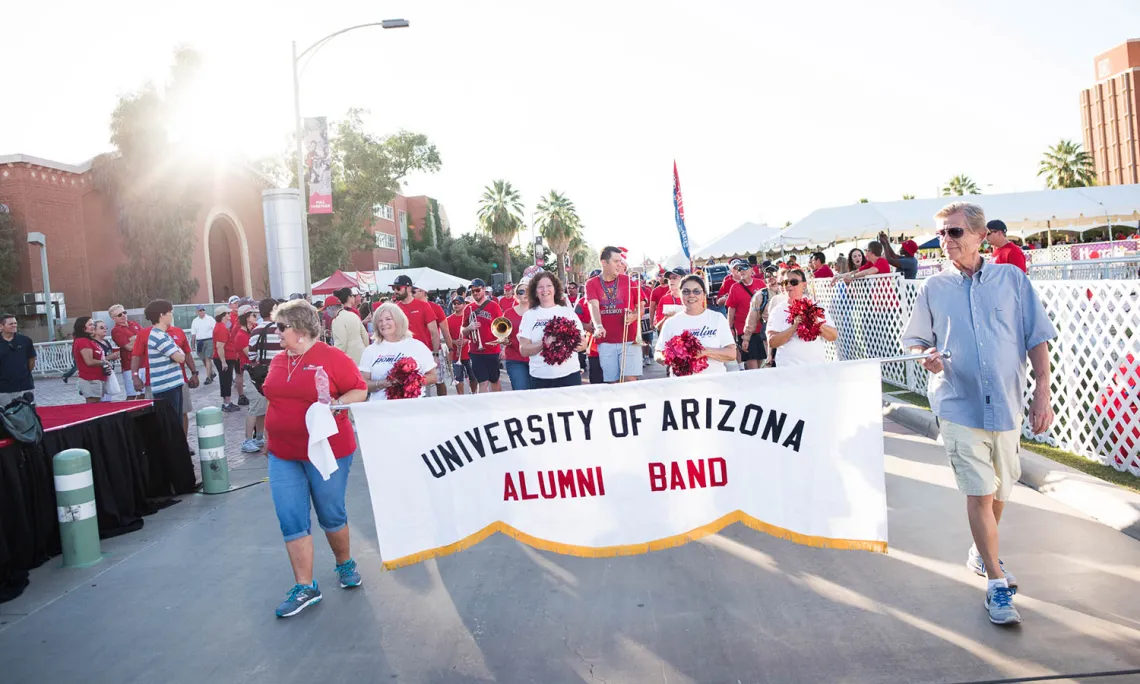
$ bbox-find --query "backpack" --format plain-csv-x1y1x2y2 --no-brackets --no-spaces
0,396,43,445
246,325,274,394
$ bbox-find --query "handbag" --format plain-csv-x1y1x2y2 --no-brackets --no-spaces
246,324,273,394
105,369,122,397
0,397,43,445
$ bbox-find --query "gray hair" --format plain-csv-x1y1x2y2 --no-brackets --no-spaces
273,299,322,340
935,202,987,235
108,304,125,318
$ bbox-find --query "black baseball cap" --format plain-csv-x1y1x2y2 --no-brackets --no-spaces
469,278,487,288
588,269,601,278
986,219,1007,233
392,275,414,287
667,267,687,278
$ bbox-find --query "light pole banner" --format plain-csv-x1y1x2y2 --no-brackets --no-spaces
352,361,888,569
303,117,333,214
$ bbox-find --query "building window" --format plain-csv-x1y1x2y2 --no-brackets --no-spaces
373,204,394,221
375,232,397,250
375,262,399,270
399,210,408,234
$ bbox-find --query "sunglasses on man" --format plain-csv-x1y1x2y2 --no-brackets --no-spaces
936,227,967,239
781,278,803,287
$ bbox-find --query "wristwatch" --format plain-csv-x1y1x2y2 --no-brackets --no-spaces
192,372,199,376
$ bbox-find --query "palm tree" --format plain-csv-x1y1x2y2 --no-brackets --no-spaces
1038,139,1096,189
858,198,869,203
902,193,915,200
477,180,524,280
535,190,581,284
942,174,981,196
568,233,589,283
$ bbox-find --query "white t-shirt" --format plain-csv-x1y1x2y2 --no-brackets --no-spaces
357,337,437,401
189,315,215,341
655,309,736,374
766,298,834,367
519,305,585,379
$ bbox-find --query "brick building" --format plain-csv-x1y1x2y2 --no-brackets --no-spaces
1080,40,1140,185
350,192,451,273
0,153,270,322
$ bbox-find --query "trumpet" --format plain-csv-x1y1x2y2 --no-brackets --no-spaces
468,309,484,351
491,317,513,344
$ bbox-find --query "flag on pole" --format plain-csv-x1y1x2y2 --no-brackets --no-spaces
673,161,692,268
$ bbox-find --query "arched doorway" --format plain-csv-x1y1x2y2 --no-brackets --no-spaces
206,215,245,302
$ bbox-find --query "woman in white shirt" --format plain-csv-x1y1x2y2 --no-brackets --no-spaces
765,268,838,367
357,303,438,400
655,274,737,374
517,272,587,389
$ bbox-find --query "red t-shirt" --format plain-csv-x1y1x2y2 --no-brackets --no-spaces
497,295,517,310
501,304,526,363
718,278,735,299
752,265,763,279
73,338,105,381
860,257,891,274
396,299,435,349
584,274,638,343
111,320,142,355
993,242,1027,273
463,298,503,355
725,278,762,334
131,325,193,384
653,293,682,325
429,301,447,327
262,342,366,461
650,285,669,309
233,328,251,366
446,313,470,362
212,321,240,360
813,265,835,278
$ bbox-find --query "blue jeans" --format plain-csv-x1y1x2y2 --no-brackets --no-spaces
153,385,183,417
268,452,353,542
505,359,531,391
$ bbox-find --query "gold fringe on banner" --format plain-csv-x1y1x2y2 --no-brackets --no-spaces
380,510,887,570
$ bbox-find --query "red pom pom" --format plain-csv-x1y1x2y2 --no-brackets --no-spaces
786,297,826,342
662,330,709,376
385,356,425,400
539,316,582,366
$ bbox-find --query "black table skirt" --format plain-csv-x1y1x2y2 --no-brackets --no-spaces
0,401,197,602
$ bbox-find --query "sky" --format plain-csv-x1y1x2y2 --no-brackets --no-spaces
4,0,1138,262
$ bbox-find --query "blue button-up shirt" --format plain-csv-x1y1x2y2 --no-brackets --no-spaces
901,261,1056,432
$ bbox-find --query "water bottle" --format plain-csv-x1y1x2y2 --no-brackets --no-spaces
315,367,332,405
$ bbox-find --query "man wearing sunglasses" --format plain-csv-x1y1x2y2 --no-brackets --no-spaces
461,278,503,393
986,219,1027,273
725,259,765,369
903,202,1056,627
109,304,146,400
0,313,37,407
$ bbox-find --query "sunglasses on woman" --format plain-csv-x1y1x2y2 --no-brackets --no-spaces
781,278,802,287
275,323,290,332
936,227,966,239
680,288,704,296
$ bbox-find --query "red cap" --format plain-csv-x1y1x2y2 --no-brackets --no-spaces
901,240,919,256
323,295,340,307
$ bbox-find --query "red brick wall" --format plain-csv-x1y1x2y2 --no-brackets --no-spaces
351,194,407,272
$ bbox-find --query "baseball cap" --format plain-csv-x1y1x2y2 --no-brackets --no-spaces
469,278,487,288
391,275,414,287
589,269,602,278
288,293,304,301
213,305,228,317
237,305,254,316
227,295,240,305
730,259,749,271
504,282,514,290
901,239,919,256
323,295,340,307
196,305,206,311
668,267,687,278
986,219,1008,233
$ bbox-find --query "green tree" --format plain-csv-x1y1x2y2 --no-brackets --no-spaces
90,47,202,306
858,198,869,203
410,232,529,283
477,180,524,280
1038,139,1096,189
535,190,582,284
0,207,19,299
902,193,915,200
942,174,981,196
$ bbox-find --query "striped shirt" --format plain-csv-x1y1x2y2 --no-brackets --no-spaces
247,321,283,364
147,327,185,393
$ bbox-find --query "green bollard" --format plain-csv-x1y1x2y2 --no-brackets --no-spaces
197,406,230,494
53,448,103,568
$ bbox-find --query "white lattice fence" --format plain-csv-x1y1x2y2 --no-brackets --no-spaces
32,340,123,377
808,273,1140,476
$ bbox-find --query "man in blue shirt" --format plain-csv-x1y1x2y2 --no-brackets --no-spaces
144,299,187,417
903,202,1055,626
0,313,37,406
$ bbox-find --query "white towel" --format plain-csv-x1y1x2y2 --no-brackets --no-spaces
305,402,340,481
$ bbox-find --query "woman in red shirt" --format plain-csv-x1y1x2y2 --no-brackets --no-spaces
210,306,242,413
262,299,368,618
501,277,531,391
71,316,109,403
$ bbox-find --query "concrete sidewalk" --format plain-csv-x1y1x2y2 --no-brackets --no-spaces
3,416,1140,683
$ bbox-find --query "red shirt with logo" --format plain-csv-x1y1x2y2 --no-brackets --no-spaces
993,242,1027,272
501,304,526,363
584,274,638,343
396,299,435,349
262,342,366,461
725,278,762,335
463,298,503,355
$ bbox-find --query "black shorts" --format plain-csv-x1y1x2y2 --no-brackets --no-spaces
469,352,501,384
587,356,604,384
738,329,767,362
531,373,582,390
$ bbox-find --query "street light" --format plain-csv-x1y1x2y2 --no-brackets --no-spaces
26,232,54,341
292,19,410,295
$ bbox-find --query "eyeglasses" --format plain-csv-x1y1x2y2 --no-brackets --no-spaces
470,288,484,294
680,288,704,296
937,227,966,239
781,279,802,287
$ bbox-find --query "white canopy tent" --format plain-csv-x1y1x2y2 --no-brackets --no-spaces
312,267,470,294
777,185,1140,249
693,223,783,260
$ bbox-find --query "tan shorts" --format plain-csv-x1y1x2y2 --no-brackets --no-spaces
244,371,268,416
182,383,194,414
940,418,1022,501
77,378,105,400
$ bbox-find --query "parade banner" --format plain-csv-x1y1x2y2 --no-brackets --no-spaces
673,160,692,266
352,361,888,569
303,117,333,214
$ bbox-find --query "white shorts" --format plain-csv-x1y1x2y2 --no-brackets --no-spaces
597,342,642,382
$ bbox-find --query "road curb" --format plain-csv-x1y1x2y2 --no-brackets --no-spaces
882,395,1140,542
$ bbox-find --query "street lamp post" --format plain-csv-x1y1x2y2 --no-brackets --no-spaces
26,232,53,341
292,18,410,296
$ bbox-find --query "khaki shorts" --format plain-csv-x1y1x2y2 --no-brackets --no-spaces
940,418,1022,501
77,378,105,400
244,370,268,416
182,383,194,414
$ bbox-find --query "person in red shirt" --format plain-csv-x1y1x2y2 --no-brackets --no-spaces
648,277,670,326
715,268,738,307
461,278,503,393
390,275,440,353
725,259,767,369
499,277,531,391
566,281,583,310
260,298,368,618
585,247,642,383
844,242,892,282
576,269,604,384
71,317,108,404
809,252,835,279
986,219,1027,273
653,268,685,329
414,286,452,396
497,282,517,310
129,320,199,433
109,304,145,400
445,297,474,395
208,306,242,412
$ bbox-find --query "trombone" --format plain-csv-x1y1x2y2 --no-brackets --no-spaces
491,317,513,345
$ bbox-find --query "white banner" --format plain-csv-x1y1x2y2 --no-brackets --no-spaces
352,361,888,569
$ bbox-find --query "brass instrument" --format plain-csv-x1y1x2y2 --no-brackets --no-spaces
468,308,484,351
632,273,646,347
491,317,513,345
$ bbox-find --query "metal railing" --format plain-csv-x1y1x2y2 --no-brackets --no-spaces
1026,256,1140,281
31,328,196,378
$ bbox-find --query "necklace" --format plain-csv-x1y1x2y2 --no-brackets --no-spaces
285,344,313,383
601,277,621,308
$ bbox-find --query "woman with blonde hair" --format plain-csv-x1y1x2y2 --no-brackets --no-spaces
357,302,438,400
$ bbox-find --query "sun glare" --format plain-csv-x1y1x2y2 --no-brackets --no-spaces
165,67,265,162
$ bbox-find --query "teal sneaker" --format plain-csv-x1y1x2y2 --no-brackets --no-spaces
985,584,1022,625
275,582,322,618
335,558,362,588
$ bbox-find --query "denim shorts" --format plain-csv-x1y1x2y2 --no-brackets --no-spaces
268,451,353,542
504,359,531,390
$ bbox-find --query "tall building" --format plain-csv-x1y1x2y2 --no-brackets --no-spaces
1080,40,1140,185
351,193,451,273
